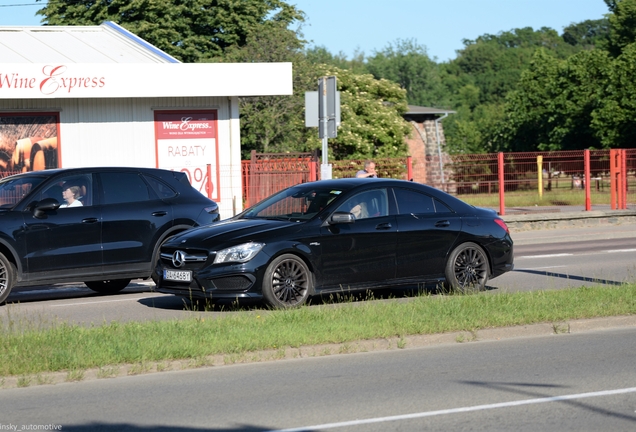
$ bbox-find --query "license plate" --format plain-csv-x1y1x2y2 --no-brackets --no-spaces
163,269,192,282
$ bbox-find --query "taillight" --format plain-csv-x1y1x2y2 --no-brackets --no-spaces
494,218,509,234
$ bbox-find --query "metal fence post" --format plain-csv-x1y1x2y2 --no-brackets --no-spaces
584,149,591,211
621,149,627,209
610,149,619,210
498,152,505,216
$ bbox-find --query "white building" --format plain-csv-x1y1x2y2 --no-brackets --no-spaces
0,21,292,219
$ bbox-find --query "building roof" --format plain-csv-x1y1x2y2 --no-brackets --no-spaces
406,105,455,116
0,21,179,64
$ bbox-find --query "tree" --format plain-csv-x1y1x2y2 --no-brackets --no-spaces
310,65,411,160
305,46,367,75
562,18,610,50
217,22,318,158
493,49,610,152
605,0,636,56
449,27,578,105
36,0,304,63
365,39,448,108
217,27,411,159
440,26,588,154
591,42,636,148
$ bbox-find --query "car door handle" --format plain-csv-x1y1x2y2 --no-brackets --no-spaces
435,220,451,227
152,211,168,217
81,218,98,224
376,222,392,230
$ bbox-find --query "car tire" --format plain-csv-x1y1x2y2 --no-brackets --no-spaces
444,242,489,294
262,254,312,308
150,234,174,285
84,279,131,294
0,253,16,304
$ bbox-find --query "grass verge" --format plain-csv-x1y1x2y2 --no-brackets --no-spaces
459,189,612,208
1,283,635,378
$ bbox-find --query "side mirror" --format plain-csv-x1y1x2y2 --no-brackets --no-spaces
328,211,355,225
33,198,60,219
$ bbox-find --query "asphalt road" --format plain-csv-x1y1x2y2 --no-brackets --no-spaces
2,224,636,326
1,224,635,431
1,326,635,431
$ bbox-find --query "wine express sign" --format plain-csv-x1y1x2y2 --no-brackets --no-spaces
154,111,220,201
0,63,292,99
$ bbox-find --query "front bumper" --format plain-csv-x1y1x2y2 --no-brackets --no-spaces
154,252,271,300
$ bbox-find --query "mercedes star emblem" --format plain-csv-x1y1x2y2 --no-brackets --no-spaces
172,250,186,268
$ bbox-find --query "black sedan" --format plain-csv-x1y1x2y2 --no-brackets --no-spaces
155,178,513,308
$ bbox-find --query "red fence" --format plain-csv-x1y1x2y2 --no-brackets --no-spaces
242,149,635,214
1,149,633,215
242,152,318,207
416,149,635,214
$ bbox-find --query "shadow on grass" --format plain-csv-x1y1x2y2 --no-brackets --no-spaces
138,282,499,313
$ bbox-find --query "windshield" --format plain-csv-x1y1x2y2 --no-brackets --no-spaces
0,175,47,208
240,185,345,221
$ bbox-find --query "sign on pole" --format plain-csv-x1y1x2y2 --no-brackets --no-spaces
305,90,340,128
318,76,338,139
304,76,340,180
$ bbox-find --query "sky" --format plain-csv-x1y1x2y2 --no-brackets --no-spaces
0,0,611,62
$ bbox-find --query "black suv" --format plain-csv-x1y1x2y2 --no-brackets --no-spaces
0,167,220,303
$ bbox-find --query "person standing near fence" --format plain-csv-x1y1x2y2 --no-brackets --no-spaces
356,160,378,178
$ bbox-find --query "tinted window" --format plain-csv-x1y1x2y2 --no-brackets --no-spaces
336,189,389,220
242,186,343,221
434,199,453,213
40,174,93,207
143,174,177,199
0,175,46,208
393,188,435,215
100,172,153,205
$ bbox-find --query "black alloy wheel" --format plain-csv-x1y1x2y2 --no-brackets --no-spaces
444,242,489,294
84,279,131,294
262,254,312,308
0,253,16,304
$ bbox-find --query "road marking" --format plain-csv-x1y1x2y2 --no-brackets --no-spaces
518,249,636,259
270,387,636,431
515,265,567,270
518,253,572,259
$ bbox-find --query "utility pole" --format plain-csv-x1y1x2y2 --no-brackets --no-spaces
306,76,339,180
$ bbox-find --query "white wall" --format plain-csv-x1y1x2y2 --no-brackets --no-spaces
0,96,242,219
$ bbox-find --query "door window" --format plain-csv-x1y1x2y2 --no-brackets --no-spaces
39,174,93,207
336,189,389,220
100,172,154,204
393,188,436,215
142,174,177,199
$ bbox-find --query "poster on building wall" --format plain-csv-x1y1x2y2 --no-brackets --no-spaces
154,110,220,201
0,113,60,175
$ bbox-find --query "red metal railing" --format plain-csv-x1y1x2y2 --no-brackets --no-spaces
241,149,635,215
242,152,318,208
3,150,631,216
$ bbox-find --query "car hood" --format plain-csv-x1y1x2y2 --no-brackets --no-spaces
167,218,303,248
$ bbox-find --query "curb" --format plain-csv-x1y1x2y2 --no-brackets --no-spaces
501,210,636,231
2,314,634,391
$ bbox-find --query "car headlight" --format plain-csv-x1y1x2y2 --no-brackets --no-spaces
214,242,265,264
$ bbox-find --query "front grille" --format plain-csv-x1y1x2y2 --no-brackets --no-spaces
160,249,210,269
212,276,253,291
